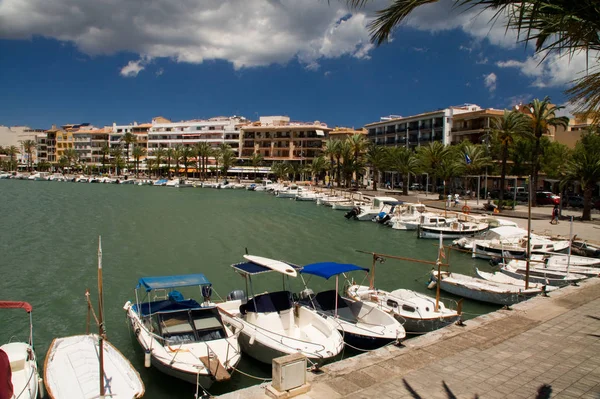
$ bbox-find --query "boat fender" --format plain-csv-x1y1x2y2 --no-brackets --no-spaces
462,206,470,214
144,350,152,368
38,377,45,398
427,281,436,290
135,327,141,336
249,331,256,346
294,303,300,318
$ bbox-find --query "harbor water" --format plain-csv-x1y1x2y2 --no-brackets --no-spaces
0,180,499,397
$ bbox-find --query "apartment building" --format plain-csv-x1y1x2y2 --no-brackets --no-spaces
72,127,111,166
239,116,330,164
450,107,504,145
328,127,367,141
554,112,597,148
0,125,44,165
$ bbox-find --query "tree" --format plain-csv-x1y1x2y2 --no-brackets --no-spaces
179,146,195,177
121,132,137,165
455,142,493,196
525,97,569,205
271,162,289,182
63,148,79,171
6,146,19,171
349,0,600,118
491,110,531,205
194,142,212,181
346,134,369,187
417,142,458,197
309,156,329,185
20,139,36,171
132,145,146,178
165,147,176,178
100,143,111,174
561,132,600,220
386,146,420,195
152,147,167,177
218,144,235,178
249,153,264,180
110,147,124,175
323,139,342,187
365,144,388,191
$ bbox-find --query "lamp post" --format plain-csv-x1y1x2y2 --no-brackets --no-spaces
423,173,429,197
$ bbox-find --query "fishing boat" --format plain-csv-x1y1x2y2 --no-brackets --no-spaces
570,240,600,258
390,203,448,230
297,262,405,350
217,255,344,367
417,219,489,239
498,262,587,287
45,237,144,399
474,269,558,291
123,273,241,387
0,301,43,399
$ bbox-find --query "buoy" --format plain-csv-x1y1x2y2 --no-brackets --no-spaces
427,281,436,289
38,377,45,398
249,331,256,346
462,205,471,214
144,350,152,368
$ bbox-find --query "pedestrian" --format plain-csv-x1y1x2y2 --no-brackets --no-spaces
454,193,460,207
550,204,560,224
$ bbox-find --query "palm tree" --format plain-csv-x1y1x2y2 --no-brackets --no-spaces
194,142,212,181
248,153,264,181
110,147,124,175
121,132,137,165
6,145,19,171
365,144,388,191
20,139,37,171
179,146,195,178
131,145,146,178
63,148,79,171
218,144,236,179
348,0,600,118
491,110,531,205
309,156,329,185
146,158,155,177
323,139,342,187
165,147,175,178
455,142,493,197
417,142,457,197
100,143,111,174
271,162,289,182
386,146,420,195
152,147,167,177
526,97,569,205
561,132,600,221
346,134,369,187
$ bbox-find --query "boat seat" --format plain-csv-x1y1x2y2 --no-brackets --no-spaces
136,299,202,317
1,344,27,372
311,290,358,323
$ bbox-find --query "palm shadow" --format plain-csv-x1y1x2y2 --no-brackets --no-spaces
402,379,551,399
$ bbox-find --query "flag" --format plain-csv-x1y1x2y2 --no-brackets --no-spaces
465,154,472,165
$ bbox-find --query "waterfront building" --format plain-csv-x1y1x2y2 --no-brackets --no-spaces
72,127,111,167
328,127,367,141
239,116,330,166
449,107,504,145
555,112,597,149
0,125,45,166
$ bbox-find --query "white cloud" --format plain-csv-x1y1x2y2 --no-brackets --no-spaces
484,72,497,93
156,68,164,77
0,0,377,72
476,57,488,65
496,50,597,88
120,60,145,78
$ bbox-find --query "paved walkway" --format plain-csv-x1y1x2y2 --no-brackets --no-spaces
219,278,600,399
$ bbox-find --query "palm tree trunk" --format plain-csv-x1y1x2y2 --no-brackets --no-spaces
499,144,508,208
403,174,408,196
372,170,378,191
531,137,541,206
582,184,593,221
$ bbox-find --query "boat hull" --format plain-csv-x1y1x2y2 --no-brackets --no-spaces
1,342,40,399
418,226,488,239
438,279,538,306
397,314,461,334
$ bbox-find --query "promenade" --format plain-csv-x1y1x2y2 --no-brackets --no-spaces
219,277,600,399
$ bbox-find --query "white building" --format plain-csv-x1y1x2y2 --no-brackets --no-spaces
0,125,45,166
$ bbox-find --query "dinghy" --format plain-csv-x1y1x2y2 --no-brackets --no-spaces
217,255,344,367
45,237,144,399
123,273,241,387
0,301,43,399
298,262,405,350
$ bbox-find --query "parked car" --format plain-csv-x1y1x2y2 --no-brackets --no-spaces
562,195,585,208
410,183,423,191
536,191,560,206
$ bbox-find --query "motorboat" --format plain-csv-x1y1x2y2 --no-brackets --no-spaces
317,195,347,206
166,179,194,188
570,241,600,258
453,226,570,260
73,175,88,183
27,172,49,181
0,173,10,179
474,269,558,291
417,219,489,239
498,261,587,287
371,201,405,225
544,253,600,268
297,262,405,350
344,197,400,221
275,186,304,198
216,255,344,367
295,191,325,202
390,203,447,230
331,200,368,211
0,301,43,399
123,273,241,387
153,179,168,186
45,237,144,399
504,256,600,278
429,270,549,306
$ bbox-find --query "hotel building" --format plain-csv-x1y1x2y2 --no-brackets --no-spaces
450,107,504,145
328,127,367,141
239,116,330,165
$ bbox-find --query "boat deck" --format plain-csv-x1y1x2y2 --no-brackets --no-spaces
217,277,600,399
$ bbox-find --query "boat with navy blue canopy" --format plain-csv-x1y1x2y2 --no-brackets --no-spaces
123,273,241,389
297,262,405,350
217,255,344,367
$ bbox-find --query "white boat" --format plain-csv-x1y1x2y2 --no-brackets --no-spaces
297,262,405,350
417,220,489,239
506,257,600,278
45,237,144,399
430,270,549,306
346,286,461,334
498,262,587,287
166,179,194,188
474,269,558,291
295,191,325,201
217,256,344,367
27,172,49,181
390,203,442,230
317,195,347,206
331,200,368,211
153,179,168,186
545,253,600,268
124,274,241,387
344,196,399,221
0,173,10,179
73,175,88,183
275,186,304,198
0,301,43,399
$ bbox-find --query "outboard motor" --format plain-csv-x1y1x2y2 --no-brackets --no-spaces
489,257,502,266
344,207,361,220
227,289,247,304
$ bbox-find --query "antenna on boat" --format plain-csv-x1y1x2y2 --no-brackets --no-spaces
98,236,105,399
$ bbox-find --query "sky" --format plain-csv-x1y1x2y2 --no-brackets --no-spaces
0,0,593,130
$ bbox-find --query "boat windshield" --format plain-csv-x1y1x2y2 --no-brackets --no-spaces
156,308,226,345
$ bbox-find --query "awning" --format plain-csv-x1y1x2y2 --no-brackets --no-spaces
0,301,32,313
137,274,211,291
316,129,325,136
300,262,369,279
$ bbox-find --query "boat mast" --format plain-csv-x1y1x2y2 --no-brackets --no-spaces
98,236,105,399
435,234,443,312
567,216,573,277
525,175,532,290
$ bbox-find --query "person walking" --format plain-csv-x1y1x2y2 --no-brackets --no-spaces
550,204,560,224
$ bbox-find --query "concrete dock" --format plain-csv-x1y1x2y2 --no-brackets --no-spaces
219,278,600,399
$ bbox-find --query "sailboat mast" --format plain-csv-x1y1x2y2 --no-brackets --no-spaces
435,234,442,312
525,176,532,290
98,236,105,399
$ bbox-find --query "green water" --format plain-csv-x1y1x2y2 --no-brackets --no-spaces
0,180,498,397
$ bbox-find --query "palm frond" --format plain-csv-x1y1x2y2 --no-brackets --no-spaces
565,70,600,124
368,0,439,46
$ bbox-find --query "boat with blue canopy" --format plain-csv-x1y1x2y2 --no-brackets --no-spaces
297,262,405,350
216,255,344,367
123,273,241,390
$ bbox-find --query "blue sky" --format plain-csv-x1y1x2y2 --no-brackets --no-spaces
0,0,587,130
